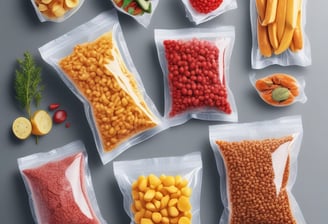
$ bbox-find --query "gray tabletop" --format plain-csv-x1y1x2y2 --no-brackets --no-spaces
0,0,327,223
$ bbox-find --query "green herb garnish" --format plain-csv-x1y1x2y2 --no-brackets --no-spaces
14,51,44,117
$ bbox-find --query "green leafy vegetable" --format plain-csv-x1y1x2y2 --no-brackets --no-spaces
14,51,44,117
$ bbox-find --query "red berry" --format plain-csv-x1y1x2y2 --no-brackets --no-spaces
53,110,67,124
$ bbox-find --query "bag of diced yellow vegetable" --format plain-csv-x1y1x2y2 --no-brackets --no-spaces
250,0,311,68
39,10,166,164
31,0,85,22
113,152,203,224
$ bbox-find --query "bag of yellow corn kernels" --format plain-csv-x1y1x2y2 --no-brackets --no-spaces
209,115,306,224
250,0,311,68
39,10,166,164
31,0,85,22
113,152,202,224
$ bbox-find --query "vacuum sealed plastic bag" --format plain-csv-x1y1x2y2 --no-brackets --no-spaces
110,0,159,27
39,10,165,164
209,116,306,224
250,72,307,107
18,141,107,224
155,27,238,127
250,0,311,68
180,0,237,25
113,152,203,224
31,0,85,22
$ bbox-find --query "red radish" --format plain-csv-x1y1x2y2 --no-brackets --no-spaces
53,110,67,124
49,103,60,111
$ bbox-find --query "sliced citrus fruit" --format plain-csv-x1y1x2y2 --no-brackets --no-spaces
31,110,53,136
12,117,32,140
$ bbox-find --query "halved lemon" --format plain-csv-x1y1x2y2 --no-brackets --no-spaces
31,110,53,136
12,117,32,140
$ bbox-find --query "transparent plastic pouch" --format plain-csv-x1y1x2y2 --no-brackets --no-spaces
250,0,311,68
39,10,166,164
113,152,203,224
209,115,306,224
250,72,307,107
17,140,107,224
155,27,238,127
180,0,237,25
31,0,85,23
110,0,159,27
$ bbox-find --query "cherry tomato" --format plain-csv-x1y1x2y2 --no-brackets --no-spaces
53,110,67,124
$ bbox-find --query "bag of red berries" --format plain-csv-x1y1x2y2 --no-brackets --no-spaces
180,0,237,25
155,27,238,127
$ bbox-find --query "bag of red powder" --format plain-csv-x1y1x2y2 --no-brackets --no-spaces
180,0,237,25
155,27,238,127
18,141,107,224
209,115,306,224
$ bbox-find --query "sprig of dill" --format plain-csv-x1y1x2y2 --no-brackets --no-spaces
14,51,44,117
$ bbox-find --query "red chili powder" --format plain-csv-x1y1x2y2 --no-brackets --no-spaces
22,152,100,224
164,38,231,117
189,0,223,14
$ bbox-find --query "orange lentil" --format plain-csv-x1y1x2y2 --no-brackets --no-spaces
216,136,297,224
59,32,157,152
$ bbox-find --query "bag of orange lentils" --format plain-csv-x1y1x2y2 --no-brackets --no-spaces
113,152,203,224
209,115,306,224
39,10,166,164
155,26,238,127
179,0,237,25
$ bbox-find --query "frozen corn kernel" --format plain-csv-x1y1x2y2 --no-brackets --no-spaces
178,216,191,224
151,212,162,223
162,217,169,223
168,206,179,217
149,174,161,187
177,196,191,212
162,176,175,186
140,218,153,224
144,189,156,201
181,187,192,197
131,174,192,224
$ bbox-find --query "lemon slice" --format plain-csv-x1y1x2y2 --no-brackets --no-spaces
12,117,32,140
31,110,53,136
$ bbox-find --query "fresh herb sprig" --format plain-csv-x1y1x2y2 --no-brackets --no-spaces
14,51,44,117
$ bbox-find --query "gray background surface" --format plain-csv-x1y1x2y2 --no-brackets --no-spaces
0,0,327,223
